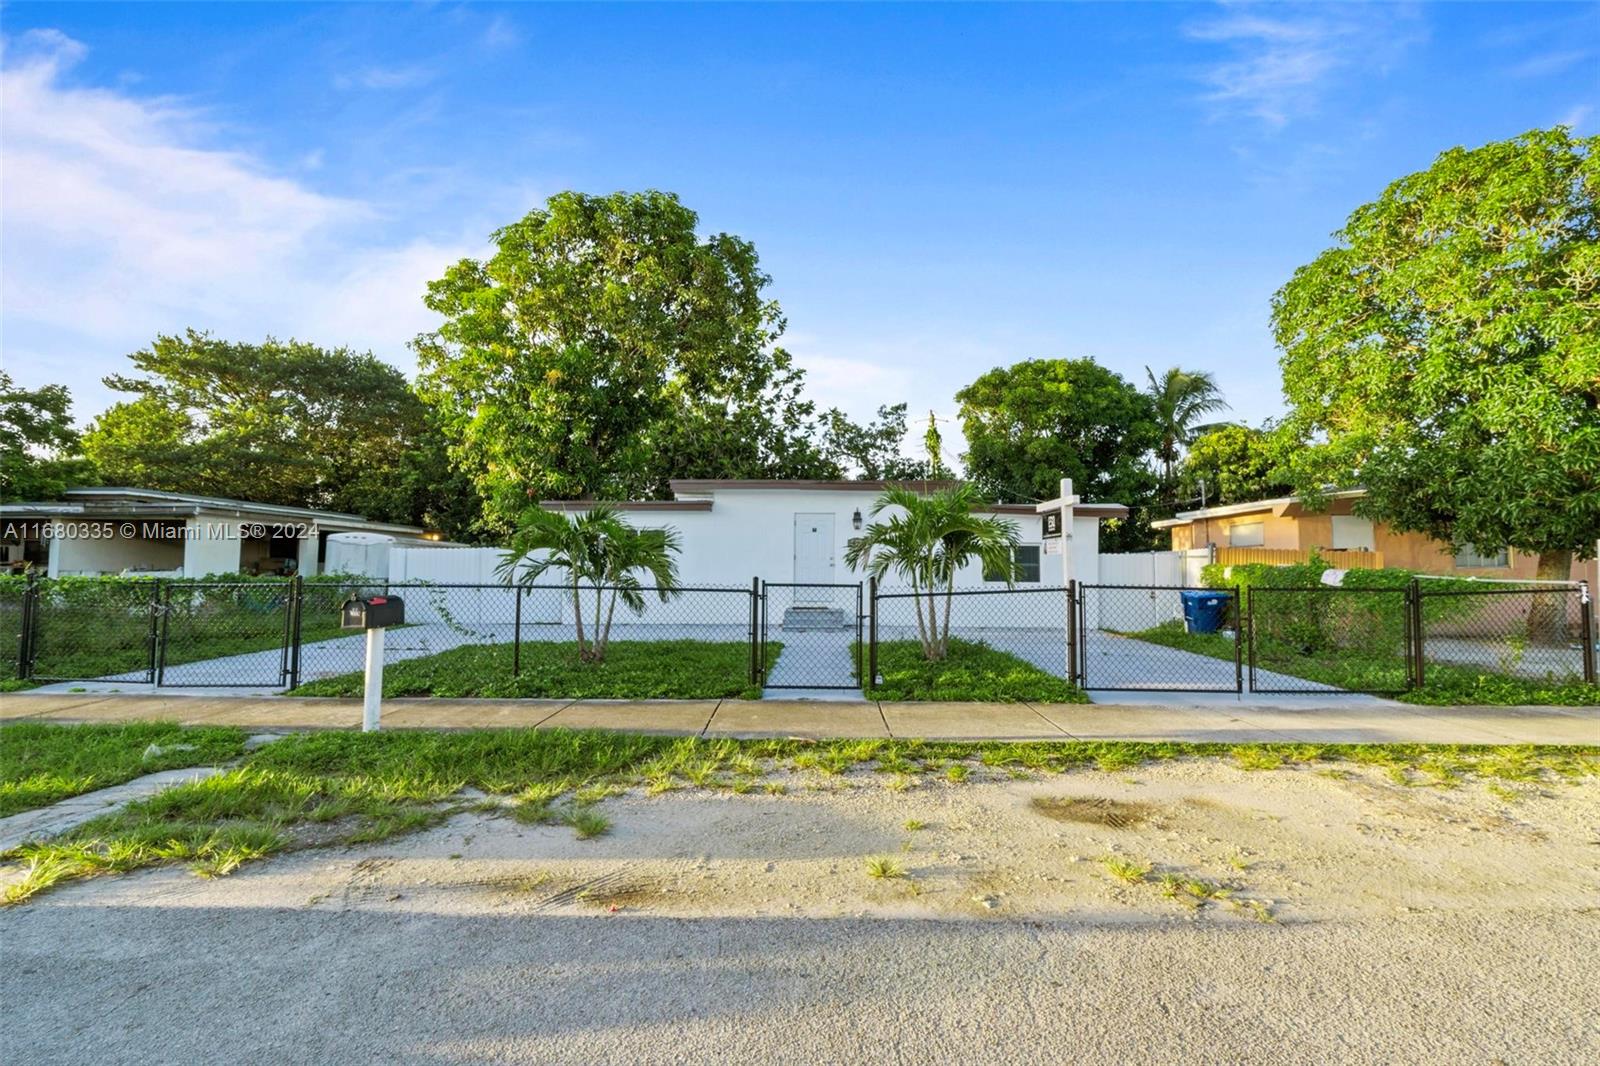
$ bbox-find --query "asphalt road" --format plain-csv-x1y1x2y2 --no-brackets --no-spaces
4,903,1595,1064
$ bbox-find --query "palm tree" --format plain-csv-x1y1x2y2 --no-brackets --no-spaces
496,505,680,662
844,483,1020,660
1145,366,1230,490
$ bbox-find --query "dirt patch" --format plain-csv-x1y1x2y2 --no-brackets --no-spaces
1030,795,1152,829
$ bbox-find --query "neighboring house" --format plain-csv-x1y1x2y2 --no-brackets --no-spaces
536,479,1126,593
0,487,444,578
1152,490,1598,587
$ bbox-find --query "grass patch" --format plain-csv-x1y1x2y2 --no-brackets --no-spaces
288,639,779,700
3,727,1594,904
1099,855,1152,884
1126,621,1599,705
863,638,1088,702
560,806,612,839
0,722,248,817
865,856,905,879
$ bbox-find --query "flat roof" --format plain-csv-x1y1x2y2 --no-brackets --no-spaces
1151,489,1367,528
1,487,429,535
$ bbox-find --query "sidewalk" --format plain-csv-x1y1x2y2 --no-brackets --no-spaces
2,691,1595,744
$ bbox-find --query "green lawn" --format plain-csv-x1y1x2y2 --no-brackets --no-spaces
0,721,248,817
4,725,1593,904
863,638,1088,703
1125,620,1599,706
289,639,777,700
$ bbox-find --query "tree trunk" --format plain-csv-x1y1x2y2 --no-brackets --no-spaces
940,583,955,658
600,587,620,658
910,578,932,659
571,576,588,658
1527,549,1573,646
590,585,607,661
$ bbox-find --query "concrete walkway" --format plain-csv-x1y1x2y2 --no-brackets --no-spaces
0,765,227,852
2,691,1595,745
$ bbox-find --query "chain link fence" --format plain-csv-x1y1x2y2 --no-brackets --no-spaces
759,582,861,689
867,584,1076,697
1246,586,1413,694
5,571,1595,700
1416,584,1591,687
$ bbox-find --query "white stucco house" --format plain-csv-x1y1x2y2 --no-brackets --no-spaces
0,487,444,578
536,479,1123,592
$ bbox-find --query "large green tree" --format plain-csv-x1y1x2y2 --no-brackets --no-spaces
81,330,478,536
0,372,91,502
955,357,1159,548
1179,423,1292,507
415,191,830,527
1272,128,1599,600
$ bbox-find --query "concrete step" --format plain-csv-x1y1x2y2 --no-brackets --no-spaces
781,606,850,631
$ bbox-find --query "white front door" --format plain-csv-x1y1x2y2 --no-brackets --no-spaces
793,513,835,594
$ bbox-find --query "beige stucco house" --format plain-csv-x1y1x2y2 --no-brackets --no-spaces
1152,489,1598,588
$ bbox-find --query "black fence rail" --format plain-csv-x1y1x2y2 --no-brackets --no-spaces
868,582,1075,695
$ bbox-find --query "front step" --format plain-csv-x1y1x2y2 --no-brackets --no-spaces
781,606,849,631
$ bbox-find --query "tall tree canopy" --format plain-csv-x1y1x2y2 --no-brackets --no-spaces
415,190,840,527
1179,423,1292,507
1272,128,1599,580
80,330,478,537
956,356,1158,513
0,372,90,502
1145,365,1229,492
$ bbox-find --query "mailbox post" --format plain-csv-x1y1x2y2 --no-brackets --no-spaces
341,595,405,732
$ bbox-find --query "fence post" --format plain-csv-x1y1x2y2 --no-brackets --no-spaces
146,580,164,683
1066,579,1078,685
1581,581,1595,685
1233,586,1244,694
1245,587,1256,693
156,582,173,686
287,576,304,691
513,585,524,679
1408,578,1424,690
868,577,879,691
17,569,39,681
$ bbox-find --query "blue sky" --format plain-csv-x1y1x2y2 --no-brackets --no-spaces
2,2,1595,450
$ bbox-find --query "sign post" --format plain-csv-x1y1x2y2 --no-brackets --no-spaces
1036,478,1079,681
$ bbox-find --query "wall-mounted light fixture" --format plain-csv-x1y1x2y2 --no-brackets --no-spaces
851,508,863,531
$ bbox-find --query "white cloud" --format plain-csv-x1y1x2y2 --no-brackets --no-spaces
0,30,479,419
1507,49,1593,79
335,65,435,91
1186,3,1424,127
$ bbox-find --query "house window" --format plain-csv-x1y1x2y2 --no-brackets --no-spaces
1454,544,1509,569
1330,516,1375,551
1228,521,1265,548
984,545,1041,583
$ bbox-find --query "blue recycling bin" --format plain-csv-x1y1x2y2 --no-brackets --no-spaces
1180,590,1229,634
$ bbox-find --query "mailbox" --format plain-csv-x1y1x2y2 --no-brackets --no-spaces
341,595,405,630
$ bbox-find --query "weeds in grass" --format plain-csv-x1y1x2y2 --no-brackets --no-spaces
1099,855,1151,884
1233,747,1283,772
561,806,612,840
946,764,971,784
865,856,906,879
764,782,787,796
